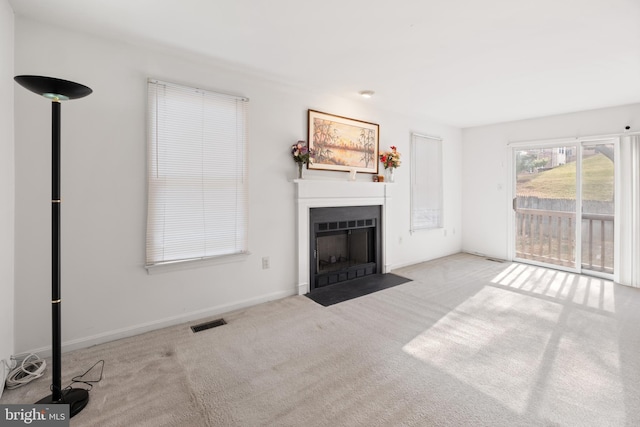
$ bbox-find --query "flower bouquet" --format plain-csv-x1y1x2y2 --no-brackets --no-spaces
379,146,401,169
379,146,401,182
292,141,312,179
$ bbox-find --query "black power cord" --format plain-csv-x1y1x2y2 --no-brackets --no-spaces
4,355,105,396
63,359,105,392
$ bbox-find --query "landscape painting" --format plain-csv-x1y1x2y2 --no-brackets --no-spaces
308,110,379,174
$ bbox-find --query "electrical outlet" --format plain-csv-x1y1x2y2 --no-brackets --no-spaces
262,257,270,269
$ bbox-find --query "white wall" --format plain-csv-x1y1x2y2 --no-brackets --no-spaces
0,0,15,389
13,18,462,354
462,103,640,260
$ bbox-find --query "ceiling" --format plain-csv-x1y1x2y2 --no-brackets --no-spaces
10,0,640,128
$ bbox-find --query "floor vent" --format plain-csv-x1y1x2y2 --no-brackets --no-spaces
486,257,506,263
191,318,227,333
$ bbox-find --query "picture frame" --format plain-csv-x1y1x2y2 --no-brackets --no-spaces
307,110,379,174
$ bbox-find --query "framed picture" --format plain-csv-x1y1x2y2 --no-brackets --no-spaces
308,110,379,174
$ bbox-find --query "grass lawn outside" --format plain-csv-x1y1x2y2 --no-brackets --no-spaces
517,153,614,201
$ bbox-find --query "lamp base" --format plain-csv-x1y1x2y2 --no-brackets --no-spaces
36,388,89,418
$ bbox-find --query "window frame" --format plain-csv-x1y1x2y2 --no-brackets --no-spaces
410,133,444,233
145,78,249,271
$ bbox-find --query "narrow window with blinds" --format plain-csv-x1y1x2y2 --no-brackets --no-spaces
411,133,443,232
146,79,248,267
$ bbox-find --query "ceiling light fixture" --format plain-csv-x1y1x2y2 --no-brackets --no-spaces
359,90,375,98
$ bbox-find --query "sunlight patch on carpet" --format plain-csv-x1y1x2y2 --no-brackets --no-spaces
490,263,615,313
402,272,624,419
402,286,557,413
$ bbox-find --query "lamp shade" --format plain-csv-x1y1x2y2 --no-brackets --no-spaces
14,75,92,101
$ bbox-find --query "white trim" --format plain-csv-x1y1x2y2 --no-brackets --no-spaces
145,78,248,266
508,131,640,147
613,137,622,284
18,289,294,358
410,133,443,233
295,180,390,295
513,256,580,275
147,78,249,102
507,146,516,261
634,139,640,287
509,137,580,150
510,138,619,278
0,362,10,399
575,143,583,271
411,132,442,142
581,269,614,281
389,250,460,271
146,252,250,274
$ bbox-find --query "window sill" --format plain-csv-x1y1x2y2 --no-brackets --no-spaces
146,252,250,275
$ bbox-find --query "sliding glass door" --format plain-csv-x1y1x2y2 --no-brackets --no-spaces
514,145,577,268
513,140,615,276
580,141,615,274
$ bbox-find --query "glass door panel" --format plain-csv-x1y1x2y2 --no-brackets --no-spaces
581,141,615,274
514,146,577,268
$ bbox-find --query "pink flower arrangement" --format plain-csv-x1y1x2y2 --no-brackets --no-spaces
379,146,401,169
291,140,312,164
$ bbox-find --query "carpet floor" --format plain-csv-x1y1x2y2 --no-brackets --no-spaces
2,253,640,426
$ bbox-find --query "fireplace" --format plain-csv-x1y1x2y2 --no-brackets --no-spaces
310,206,382,291
294,180,390,295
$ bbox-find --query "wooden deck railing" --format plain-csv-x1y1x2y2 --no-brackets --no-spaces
581,213,614,273
515,208,614,273
516,208,575,267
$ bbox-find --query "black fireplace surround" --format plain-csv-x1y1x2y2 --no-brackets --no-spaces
309,205,382,291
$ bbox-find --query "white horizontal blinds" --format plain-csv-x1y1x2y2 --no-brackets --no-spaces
411,133,443,231
146,79,248,266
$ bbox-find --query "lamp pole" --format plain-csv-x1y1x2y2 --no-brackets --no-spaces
51,99,62,402
14,75,92,418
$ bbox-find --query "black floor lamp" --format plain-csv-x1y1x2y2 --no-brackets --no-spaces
14,75,92,418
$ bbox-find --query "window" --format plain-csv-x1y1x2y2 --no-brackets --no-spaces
410,133,443,232
146,79,248,267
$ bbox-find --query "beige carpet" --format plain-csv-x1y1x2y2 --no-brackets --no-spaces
3,253,640,426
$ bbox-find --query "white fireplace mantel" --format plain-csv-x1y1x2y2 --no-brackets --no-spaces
295,179,392,295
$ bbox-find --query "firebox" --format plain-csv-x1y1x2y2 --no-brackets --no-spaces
309,205,382,290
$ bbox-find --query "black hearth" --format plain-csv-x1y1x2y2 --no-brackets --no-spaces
309,205,382,290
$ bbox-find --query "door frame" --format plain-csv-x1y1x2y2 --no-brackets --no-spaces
508,137,620,282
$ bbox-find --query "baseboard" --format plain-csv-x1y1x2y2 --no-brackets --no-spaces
296,281,309,295
0,358,11,400
0,363,5,399
388,250,463,271
20,289,296,358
